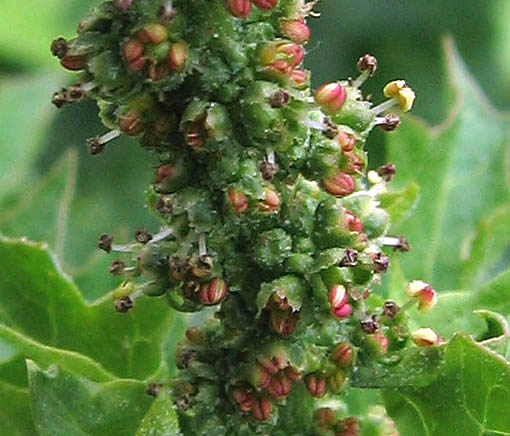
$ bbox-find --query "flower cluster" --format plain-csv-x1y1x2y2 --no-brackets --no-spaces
53,1,439,434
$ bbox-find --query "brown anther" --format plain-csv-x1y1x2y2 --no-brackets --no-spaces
357,54,378,76
191,255,213,279
382,301,400,318
379,113,401,132
169,258,189,281
339,249,358,267
50,37,68,59
98,233,113,253
323,117,339,139
146,383,162,397
51,91,67,109
156,196,173,215
115,296,134,313
86,137,105,155
360,315,379,334
184,121,206,151
268,89,290,108
258,160,279,180
395,236,410,252
372,252,389,273
377,163,396,182
158,2,176,22
134,228,153,244
109,260,125,275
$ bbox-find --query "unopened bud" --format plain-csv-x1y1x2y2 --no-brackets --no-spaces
290,69,308,88
140,23,168,44
284,366,302,382
332,304,353,320
357,54,377,76
228,189,248,215
306,374,326,398
251,398,272,421
323,172,355,197
342,151,364,174
119,110,144,136
200,278,228,305
331,343,354,368
315,82,347,113
253,0,279,10
266,373,292,398
168,42,188,72
411,328,440,347
98,233,113,253
338,130,356,151
406,280,437,311
258,187,280,212
329,284,347,309
343,209,363,233
281,19,310,44
338,417,360,436
256,356,279,376
314,408,336,429
61,55,86,71
226,0,251,18
327,370,346,394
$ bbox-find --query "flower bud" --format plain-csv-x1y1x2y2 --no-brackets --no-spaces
266,373,291,398
200,278,228,305
290,69,308,88
226,0,251,18
343,210,363,233
253,0,279,10
314,408,336,429
331,343,354,368
251,398,272,421
338,131,356,152
357,54,377,76
323,172,355,197
61,55,87,71
270,310,297,336
185,327,206,345
258,187,280,212
338,417,360,436
123,39,144,63
332,304,353,320
342,150,364,174
315,82,347,113
139,23,168,44
411,328,440,347
406,280,437,311
327,370,346,394
168,42,188,72
329,284,347,309
284,366,302,382
232,388,256,413
365,331,388,356
383,80,416,112
281,19,311,44
228,189,248,215
119,110,144,136
306,374,326,398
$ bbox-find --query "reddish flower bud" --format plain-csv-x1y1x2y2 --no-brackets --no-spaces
228,189,249,215
123,40,144,63
226,0,251,18
327,370,346,394
253,0,278,10
232,388,256,413
139,23,168,44
251,398,272,421
331,343,354,368
281,19,310,44
61,55,86,71
253,363,272,388
323,172,355,197
148,62,169,81
338,417,360,436
370,331,388,355
200,278,227,305
306,374,326,398
315,82,347,113
256,356,279,376
314,408,336,429
290,69,309,88
342,151,364,174
270,310,297,336
406,280,437,312
284,366,302,382
329,284,347,309
343,209,363,233
338,131,356,152
119,110,144,136
155,163,175,184
332,304,353,320
266,373,292,398
258,187,280,212
168,42,188,72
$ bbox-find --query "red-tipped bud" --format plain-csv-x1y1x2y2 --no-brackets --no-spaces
329,284,347,309
315,408,336,429
266,373,292,398
411,328,441,347
370,331,388,356
338,131,356,152
306,374,326,398
290,69,308,88
258,187,280,212
123,39,144,63
406,280,437,312
251,398,272,421
228,189,248,215
256,356,279,376
270,311,297,336
260,43,304,70
338,417,360,436
61,55,87,71
139,23,168,44
281,19,310,44
331,343,354,368
323,172,355,197
253,363,272,388
200,278,227,305
332,304,353,320
343,209,363,233
227,0,251,18
168,42,188,72
253,0,278,10
315,82,347,113
232,388,256,413
279,43,305,68
119,110,144,136
155,163,175,184
342,151,364,174
284,366,302,382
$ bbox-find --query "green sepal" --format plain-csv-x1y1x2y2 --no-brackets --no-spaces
256,274,307,316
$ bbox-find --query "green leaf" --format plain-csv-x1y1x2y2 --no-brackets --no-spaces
378,182,420,229
387,38,510,291
28,360,154,436
383,333,510,436
0,236,173,380
136,390,180,436
0,381,36,435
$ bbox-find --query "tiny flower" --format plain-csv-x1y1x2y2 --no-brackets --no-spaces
123,40,147,72
411,328,440,347
332,304,353,320
383,80,416,112
314,408,336,429
338,130,356,151
98,233,113,253
226,0,251,18
281,19,310,44
252,0,279,10
232,388,256,413
357,54,378,76
406,280,437,311
315,82,347,113
323,172,355,197
342,150,364,174
168,42,188,72
382,301,400,318
306,374,326,398
290,69,308,88
266,373,292,398
331,343,354,368
256,355,280,376
253,364,272,388
251,398,272,421
200,278,228,305
377,163,396,182
228,189,249,215
338,417,360,436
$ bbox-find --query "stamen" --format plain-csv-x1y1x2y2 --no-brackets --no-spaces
372,99,398,115
199,233,207,257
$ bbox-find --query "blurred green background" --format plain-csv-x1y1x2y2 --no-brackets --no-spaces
0,0,508,301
